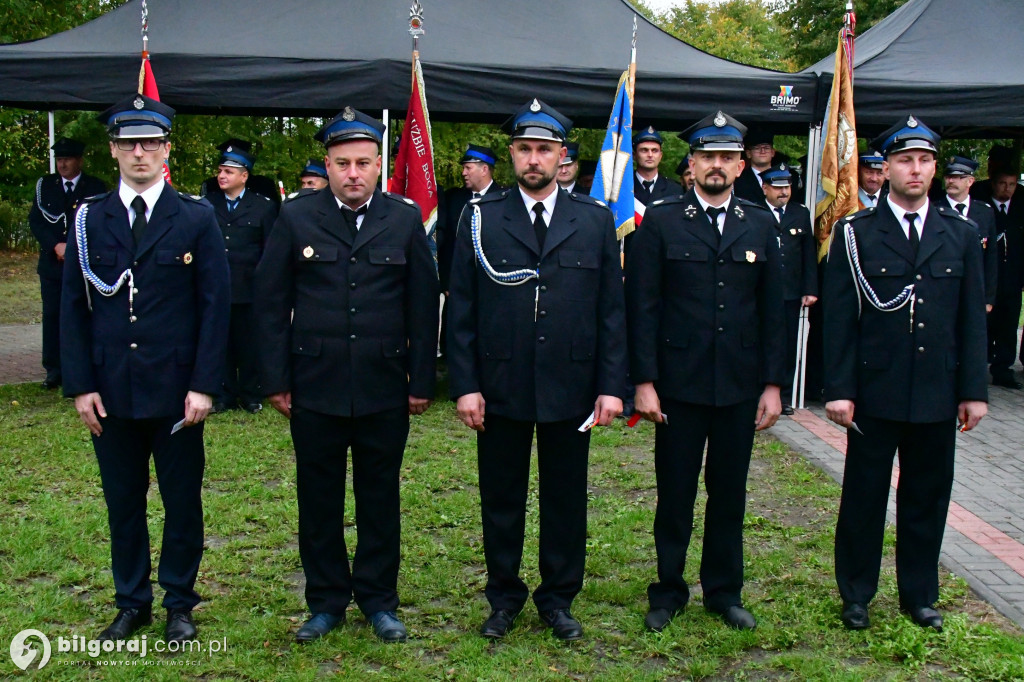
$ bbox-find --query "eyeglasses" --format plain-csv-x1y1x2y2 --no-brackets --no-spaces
749,144,773,152
113,139,165,152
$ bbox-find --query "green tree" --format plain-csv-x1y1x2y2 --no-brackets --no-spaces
777,0,910,70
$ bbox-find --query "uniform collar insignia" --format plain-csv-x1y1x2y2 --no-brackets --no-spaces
684,204,698,218
734,204,745,219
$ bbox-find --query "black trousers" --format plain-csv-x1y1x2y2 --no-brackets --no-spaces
477,413,591,613
782,298,802,404
835,415,955,609
223,303,261,405
93,415,206,610
290,406,408,616
39,273,62,379
647,398,758,613
988,284,1022,378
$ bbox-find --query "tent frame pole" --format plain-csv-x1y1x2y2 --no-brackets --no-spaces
382,108,390,188
48,111,56,174
797,122,823,410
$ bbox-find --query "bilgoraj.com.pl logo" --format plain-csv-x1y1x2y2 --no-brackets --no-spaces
10,627,226,669
9,629,51,670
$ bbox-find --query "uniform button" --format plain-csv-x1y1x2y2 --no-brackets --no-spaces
225,235,230,240
917,298,924,304
129,343,138,350
385,256,391,262
684,252,690,257
945,268,952,273
350,308,357,314
718,259,725,265
350,334,357,340
501,259,508,265
350,282,357,289
880,267,887,273
130,315,137,323
540,285,547,292
918,346,925,353
133,261,138,267
915,274,922,281
350,257,357,264
538,336,546,343
718,281,725,288
917,322,925,329
718,304,725,310
539,310,547,317
132,288,138,294
717,327,724,333
225,248,229,253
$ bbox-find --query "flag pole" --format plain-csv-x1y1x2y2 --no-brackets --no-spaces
620,16,638,266
138,0,149,93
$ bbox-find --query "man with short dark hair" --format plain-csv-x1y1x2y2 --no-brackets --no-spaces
29,137,106,389
448,99,626,641
557,141,581,192
61,94,230,644
299,160,329,190
627,111,786,633
255,106,438,644
633,126,682,212
824,116,988,632
206,145,278,413
733,130,774,203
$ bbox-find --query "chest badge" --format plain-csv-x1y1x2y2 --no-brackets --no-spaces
790,228,798,235
684,204,698,219
183,252,193,265
746,250,757,263
303,245,314,259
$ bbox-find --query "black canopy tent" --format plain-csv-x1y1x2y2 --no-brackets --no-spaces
0,0,818,130
802,0,1024,136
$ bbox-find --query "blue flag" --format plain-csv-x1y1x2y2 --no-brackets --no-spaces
590,70,635,240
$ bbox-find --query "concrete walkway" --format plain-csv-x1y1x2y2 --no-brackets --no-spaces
773,366,1024,630
0,323,42,385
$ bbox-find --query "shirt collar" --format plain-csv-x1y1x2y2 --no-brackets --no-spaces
694,191,731,214
119,179,166,216
225,187,246,203
946,194,970,212
560,181,576,194
335,194,372,213
886,195,929,231
62,174,82,189
636,172,659,185
519,184,559,222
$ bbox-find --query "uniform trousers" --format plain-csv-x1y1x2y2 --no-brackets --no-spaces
291,406,408,617
835,415,955,609
988,284,1023,378
223,303,261,405
648,398,758,613
93,415,206,610
39,273,63,380
477,413,591,613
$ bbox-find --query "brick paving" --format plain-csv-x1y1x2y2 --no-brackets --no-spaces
773,360,1024,630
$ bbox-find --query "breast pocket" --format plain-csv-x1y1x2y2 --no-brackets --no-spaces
666,242,712,289
558,249,599,301
369,248,407,266
88,249,122,275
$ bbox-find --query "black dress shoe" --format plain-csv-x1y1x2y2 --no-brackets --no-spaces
369,611,407,642
539,608,583,641
905,605,943,631
840,602,870,630
295,612,345,643
243,402,263,414
98,606,152,641
781,404,795,416
992,376,1023,389
211,402,229,414
42,377,61,389
165,609,197,642
715,605,756,630
480,608,519,639
644,607,677,632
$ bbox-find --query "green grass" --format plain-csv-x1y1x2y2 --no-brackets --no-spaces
0,250,41,325
1,384,1022,680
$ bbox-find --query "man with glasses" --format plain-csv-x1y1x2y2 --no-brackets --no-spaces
943,156,997,314
733,130,775,203
61,94,230,644
28,137,106,389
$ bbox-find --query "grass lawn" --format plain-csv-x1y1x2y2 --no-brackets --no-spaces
0,250,41,325
1,381,1022,681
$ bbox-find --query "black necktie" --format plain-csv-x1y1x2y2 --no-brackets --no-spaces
642,180,654,194
775,207,784,222
906,212,919,257
130,195,147,245
1000,203,1009,215
341,205,367,240
226,197,239,212
955,202,966,216
532,202,547,250
65,180,74,195
706,206,725,236
867,194,877,205
472,192,481,200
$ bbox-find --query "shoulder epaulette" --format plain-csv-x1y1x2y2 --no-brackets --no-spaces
844,206,876,223
734,196,768,211
649,195,686,207
80,192,111,204
287,189,319,203
177,191,206,203
473,189,508,204
567,192,608,209
383,191,419,208
935,204,973,223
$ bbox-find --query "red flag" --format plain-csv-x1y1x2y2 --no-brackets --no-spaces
138,56,172,184
389,54,437,246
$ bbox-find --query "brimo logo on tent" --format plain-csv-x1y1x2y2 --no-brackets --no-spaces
9,629,51,670
771,85,801,110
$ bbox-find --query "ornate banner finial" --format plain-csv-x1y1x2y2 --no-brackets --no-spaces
140,0,150,54
409,1,425,39
632,14,637,51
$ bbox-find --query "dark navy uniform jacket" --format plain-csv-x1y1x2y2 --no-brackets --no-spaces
447,187,627,423
207,189,278,304
823,202,988,423
29,173,107,278
254,188,438,417
772,201,818,302
961,199,999,306
626,189,787,406
633,174,683,208
60,186,230,418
